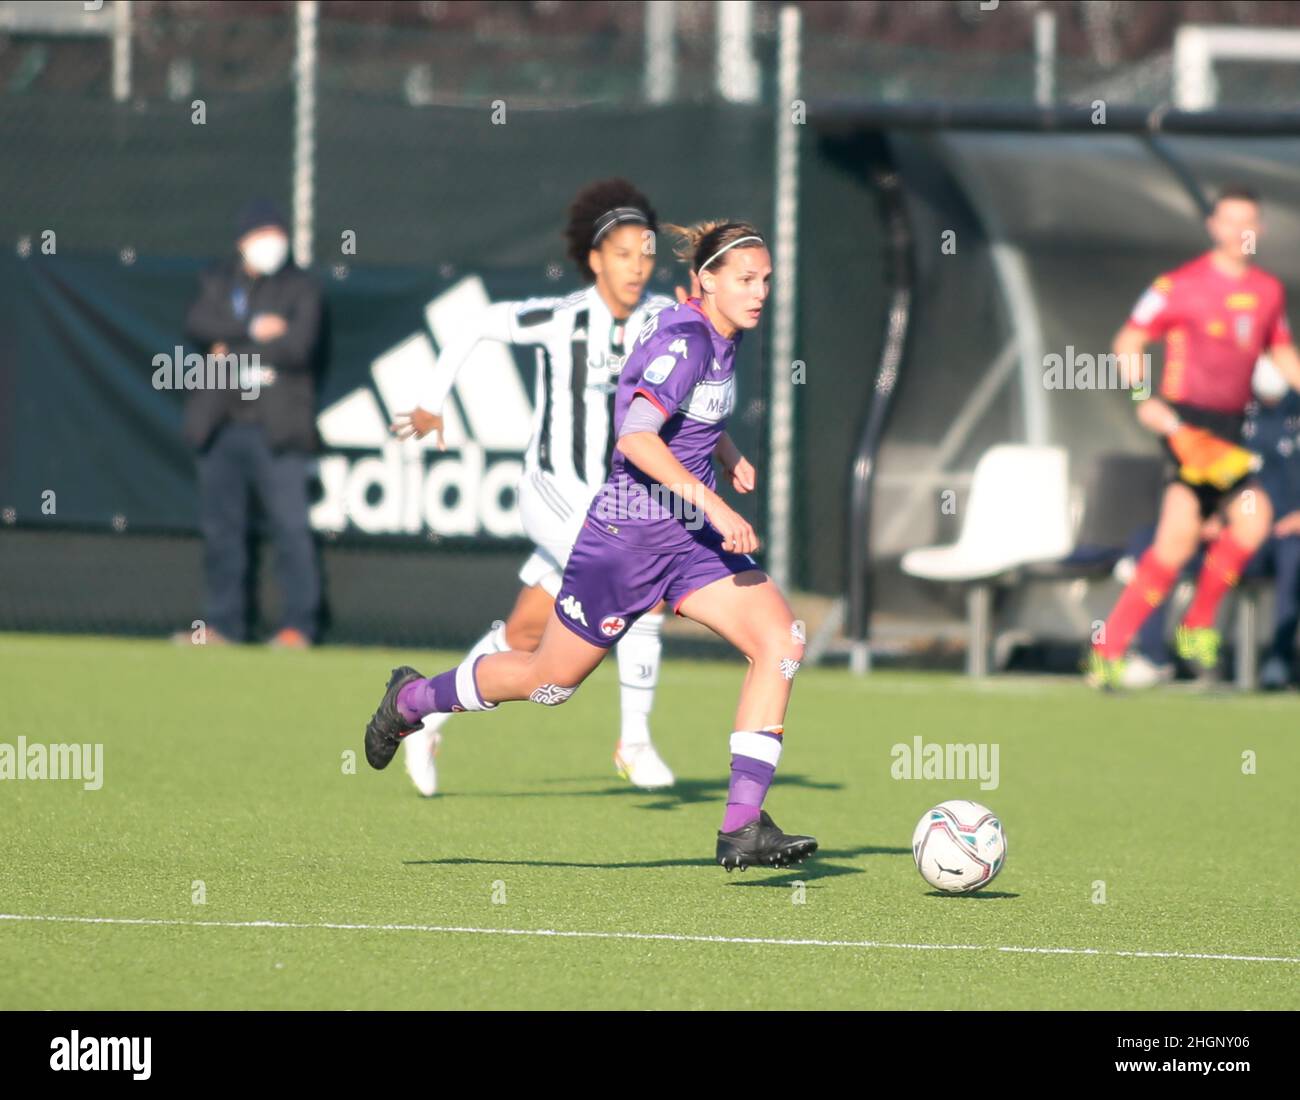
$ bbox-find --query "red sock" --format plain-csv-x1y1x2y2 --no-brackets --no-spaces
1182,531,1254,630
1097,549,1177,660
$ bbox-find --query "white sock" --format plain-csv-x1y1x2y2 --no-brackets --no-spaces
421,621,511,734
616,612,663,747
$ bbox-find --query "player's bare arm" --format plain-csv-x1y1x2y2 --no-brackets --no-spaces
1115,322,1180,434
617,429,757,555
713,431,755,493
390,300,523,448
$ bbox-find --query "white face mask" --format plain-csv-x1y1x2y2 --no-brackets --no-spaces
240,232,289,276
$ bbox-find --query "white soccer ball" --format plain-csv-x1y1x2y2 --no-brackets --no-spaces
911,799,1007,893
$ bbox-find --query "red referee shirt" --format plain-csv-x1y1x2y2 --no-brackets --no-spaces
1128,252,1292,414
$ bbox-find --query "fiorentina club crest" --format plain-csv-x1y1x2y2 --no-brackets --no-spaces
600,615,626,637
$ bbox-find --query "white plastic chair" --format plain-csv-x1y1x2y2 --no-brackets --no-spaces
901,445,1074,675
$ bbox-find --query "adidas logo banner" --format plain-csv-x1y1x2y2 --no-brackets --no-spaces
312,272,544,542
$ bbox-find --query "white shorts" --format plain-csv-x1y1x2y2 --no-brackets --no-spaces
516,468,596,598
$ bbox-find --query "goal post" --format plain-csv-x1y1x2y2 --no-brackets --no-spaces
1174,24,1300,111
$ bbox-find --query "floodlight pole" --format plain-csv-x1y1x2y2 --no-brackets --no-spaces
1034,9,1055,107
768,5,801,592
644,1,676,104
293,0,318,268
716,0,759,103
112,0,132,103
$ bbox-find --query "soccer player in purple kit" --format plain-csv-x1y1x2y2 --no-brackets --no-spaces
363,221,817,872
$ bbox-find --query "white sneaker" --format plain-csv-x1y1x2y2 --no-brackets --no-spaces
614,741,675,790
1119,653,1174,689
402,724,442,797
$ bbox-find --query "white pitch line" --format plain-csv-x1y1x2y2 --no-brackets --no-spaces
0,913,1296,964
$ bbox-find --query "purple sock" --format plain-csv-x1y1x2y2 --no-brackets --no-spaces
722,730,782,833
397,669,462,724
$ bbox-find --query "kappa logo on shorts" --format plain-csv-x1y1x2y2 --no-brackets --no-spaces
600,615,626,637
560,595,589,627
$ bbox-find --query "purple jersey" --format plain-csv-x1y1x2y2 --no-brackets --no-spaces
586,299,740,552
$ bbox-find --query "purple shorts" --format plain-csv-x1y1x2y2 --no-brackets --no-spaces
553,521,760,647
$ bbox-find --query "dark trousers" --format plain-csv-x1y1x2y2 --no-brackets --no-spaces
197,421,320,641
1251,534,1300,665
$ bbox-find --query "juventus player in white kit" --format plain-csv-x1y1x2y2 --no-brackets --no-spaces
391,179,676,795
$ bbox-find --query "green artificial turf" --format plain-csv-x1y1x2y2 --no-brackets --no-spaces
1,632,1296,1009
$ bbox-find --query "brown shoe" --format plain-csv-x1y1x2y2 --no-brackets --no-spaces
269,627,312,649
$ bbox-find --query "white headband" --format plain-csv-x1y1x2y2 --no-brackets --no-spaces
699,235,764,273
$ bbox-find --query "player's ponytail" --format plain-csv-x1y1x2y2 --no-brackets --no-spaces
662,221,765,275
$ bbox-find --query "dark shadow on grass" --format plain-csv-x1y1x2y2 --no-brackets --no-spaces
402,844,909,875
403,856,719,869
923,890,1020,899
722,845,911,887
723,864,858,887
434,774,842,809
822,846,910,858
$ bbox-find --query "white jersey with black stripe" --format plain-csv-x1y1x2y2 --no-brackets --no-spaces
509,286,674,491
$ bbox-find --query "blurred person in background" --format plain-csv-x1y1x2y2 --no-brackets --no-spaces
1087,187,1300,688
1123,356,1300,688
1116,519,1214,689
1241,356,1300,689
177,199,324,648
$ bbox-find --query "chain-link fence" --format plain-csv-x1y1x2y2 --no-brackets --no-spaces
6,0,1300,646
5,1,1300,260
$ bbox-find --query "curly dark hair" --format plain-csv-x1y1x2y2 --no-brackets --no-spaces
564,178,658,282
